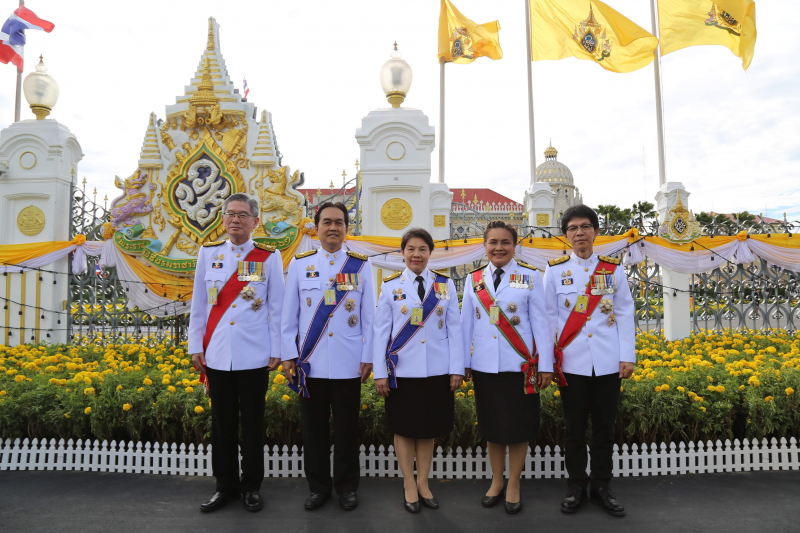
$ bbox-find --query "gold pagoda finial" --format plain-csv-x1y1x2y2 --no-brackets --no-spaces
206,18,215,51
393,41,398,51
460,189,466,200
190,57,218,107
329,180,335,189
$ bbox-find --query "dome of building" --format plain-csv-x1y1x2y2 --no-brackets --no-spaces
535,144,573,185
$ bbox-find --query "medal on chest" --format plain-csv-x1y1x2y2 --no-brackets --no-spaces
238,261,264,282
590,269,616,295
434,282,450,300
337,273,359,291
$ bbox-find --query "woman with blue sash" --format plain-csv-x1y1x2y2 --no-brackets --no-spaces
373,228,465,513
461,221,554,514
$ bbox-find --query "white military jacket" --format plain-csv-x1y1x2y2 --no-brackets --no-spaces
538,253,636,377
372,267,464,380
281,247,375,379
461,259,554,374
188,238,285,371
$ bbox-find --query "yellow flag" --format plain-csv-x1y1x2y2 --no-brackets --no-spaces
437,0,502,64
658,0,756,70
530,0,658,73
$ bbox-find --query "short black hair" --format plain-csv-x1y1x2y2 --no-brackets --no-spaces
315,201,349,228
561,204,599,235
401,228,435,252
483,220,518,244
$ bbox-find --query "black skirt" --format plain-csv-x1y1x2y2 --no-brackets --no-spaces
385,375,454,439
472,370,541,445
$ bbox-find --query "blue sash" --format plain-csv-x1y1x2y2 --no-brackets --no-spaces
384,274,447,388
288,254,367,398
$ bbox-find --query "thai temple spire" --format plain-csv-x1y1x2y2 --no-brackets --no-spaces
251,110,277,166
138,112,163,169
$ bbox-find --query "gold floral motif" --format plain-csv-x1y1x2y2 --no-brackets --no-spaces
436,306,444,316
251,298,263,311
345,298,356,311
240,285,256,301
348,314,359,327
599,298,614,314
380,198,412,230
16,206,45,237
607,313,616,327
506,302,518,313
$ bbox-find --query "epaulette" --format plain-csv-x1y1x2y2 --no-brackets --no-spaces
347,251,368,261
469,265,485,274
383,271,401,283
516,261,538,271
599,255,621,265
203,240,226,247
253,242,276,252
548,255,570,267
433,269,451,278
295,249,317,260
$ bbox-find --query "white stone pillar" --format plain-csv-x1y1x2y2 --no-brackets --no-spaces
0,119,84,345
655,182,692,340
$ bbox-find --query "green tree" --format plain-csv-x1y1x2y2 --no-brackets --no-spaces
730,211,757,226
696,212,730,226
631,201,657,227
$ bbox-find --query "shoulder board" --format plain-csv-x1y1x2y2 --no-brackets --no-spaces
383,271,401,283
433,269,450,278
295,249,317,260
203,240,226,248
346,251,368,261
253,242,276,252
547,255,570,267
598,255,621,265
516,261,538,271
469,265,485,275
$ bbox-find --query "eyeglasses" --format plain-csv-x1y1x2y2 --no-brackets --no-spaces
223,212,254,220
565,224,595,234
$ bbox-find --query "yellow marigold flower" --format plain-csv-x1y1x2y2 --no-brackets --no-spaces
0,390,5,396
84,407,92,414
116,385,123,391
64,413,71,418
194,406,204,414
15,375,25,382
468,389,475,396
715,385,725,393
123,403,131,411
677,386,685,393
786,388,795,396
554,390,561,397
167,386,176,393
362,404,368,410
700,406,706,412
274,374,286,385
739,385,745,391
655,385,662,392
137,387,144,392
84,387,95,395
460,381,467,389
661,384,669,391
277,365,283,373
620,386,623,392
456,392,465,398
693,396,704,403
282,394,291,402
143,378,153,386
765,396,774,403
185,387,194,393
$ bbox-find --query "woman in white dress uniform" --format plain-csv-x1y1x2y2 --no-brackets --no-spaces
373,228,465,513
461,221,554,514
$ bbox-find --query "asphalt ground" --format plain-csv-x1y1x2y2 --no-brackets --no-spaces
0,470,798,533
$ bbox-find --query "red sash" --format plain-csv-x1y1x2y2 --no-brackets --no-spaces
553,260,618,387
199,247,273,386
471,270,538,394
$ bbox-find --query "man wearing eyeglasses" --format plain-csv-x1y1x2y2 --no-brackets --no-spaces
537,204,635,518
188,193,284,513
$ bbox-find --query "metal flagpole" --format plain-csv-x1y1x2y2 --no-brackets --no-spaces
13,0,23,123
524,0,537,182
438,57,445,183
650,0,667,186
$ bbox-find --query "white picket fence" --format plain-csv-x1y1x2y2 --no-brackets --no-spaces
1,437,798,477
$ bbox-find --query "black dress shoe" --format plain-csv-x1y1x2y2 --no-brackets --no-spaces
590,487,625,517
419,492,439,509
404,492,420,514
339,492,358,510
243,491,263,512
305,492,330,510
560,486,587,514
200,491,240,512
481,488,505,508
504,499,522,515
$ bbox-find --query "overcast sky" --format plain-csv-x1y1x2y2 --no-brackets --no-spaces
1,0,797,220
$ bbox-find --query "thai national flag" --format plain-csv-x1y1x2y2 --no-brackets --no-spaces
95,264,103,276
0,4,55,71
243,76,249,98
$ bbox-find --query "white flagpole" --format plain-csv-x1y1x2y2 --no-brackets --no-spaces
524,0,537,183
13,0,23,123
650,0,667,186
439,57,446,183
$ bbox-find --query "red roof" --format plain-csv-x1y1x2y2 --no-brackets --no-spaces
298,188,356,203
452,188,523,211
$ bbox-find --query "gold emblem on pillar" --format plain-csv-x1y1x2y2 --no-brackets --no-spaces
380,198,412,230
17,206,45,236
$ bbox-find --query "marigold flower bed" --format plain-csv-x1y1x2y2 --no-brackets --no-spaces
0,330,798,451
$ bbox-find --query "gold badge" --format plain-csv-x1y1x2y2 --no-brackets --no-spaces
240,285,256,301
608,313,616,327
345,298,356,312
599,298,614,314
476,306,481,319
307,297,312,307
401,304,408,315
506,302,518,313
251,298,264,311
348,314,359,327
436,306,444,316
511,316,521,326
564,298,571,309
392,289,397,295
439,318,444,329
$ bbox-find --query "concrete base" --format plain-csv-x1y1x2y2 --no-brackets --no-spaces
662,269,692,340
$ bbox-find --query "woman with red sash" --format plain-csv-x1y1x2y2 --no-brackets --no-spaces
461,221,554,514
373,228,465,513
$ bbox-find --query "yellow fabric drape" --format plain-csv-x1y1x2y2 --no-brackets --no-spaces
437,0,503,64
658,0,756,70
750,234,800,249
530,0,658,73
119,252,193,301
0,235,84,266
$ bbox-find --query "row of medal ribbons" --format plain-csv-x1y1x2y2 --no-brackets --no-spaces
590,273,616,295
510,274,535,290
336,273,360,291
238,261,264,282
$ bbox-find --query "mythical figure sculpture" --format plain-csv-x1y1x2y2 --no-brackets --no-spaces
110,169,154,228
259,166,303,225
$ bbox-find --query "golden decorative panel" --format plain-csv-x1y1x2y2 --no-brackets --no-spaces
536,213,549,226
433,215,446,227
380,198,413,230
17,206,45,236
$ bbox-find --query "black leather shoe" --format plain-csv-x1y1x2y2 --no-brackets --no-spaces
200,491,240,512
590,487,625,517
481,487,505,508
304,492,330,511
404,492,420,514
504,499,522,515
560,486,587,514
243,491,263,512
339,492,358,510
419,492,439,509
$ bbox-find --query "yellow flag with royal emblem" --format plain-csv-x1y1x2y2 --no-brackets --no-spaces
658,0,756,71
529,0,658,73
437,0,502,64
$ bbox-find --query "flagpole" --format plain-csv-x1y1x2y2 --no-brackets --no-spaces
649,0,667,186
13,0,23,123
438,57,445,183
524,0,537,183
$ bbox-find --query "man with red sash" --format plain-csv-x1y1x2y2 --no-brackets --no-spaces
189,193,284,513
538,205,635,518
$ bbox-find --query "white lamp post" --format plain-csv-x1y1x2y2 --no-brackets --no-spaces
23,56,59,120
379,42,412,108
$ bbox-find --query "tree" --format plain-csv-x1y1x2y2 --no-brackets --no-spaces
696,212,729,226
630,201,657,228
730,211,757,226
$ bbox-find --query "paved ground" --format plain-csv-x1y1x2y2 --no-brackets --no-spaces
0,470,798,533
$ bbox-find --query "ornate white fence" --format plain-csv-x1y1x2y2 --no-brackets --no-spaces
1,437,798,477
